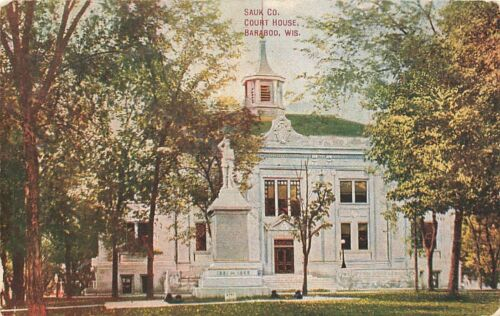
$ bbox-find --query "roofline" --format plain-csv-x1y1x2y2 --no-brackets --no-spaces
242,74,286,84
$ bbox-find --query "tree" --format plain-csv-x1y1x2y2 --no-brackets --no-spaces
303,0,499,295
178,98,261,241
420,212,438,290
462,214,499,289
103,0,243,298
92,94,144,298
0,1,91,313
282,161,335,295
0,123,25,307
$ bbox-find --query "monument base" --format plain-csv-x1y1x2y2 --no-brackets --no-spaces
193,262,270,298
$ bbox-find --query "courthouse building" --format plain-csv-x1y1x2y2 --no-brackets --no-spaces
90,39,454,296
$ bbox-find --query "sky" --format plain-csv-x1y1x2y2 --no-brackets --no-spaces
218,0,372,123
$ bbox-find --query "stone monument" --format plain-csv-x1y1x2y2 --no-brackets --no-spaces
192,138,270,298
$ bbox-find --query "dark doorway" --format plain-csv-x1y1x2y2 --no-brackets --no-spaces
141,275,148,293
274,239,294,274
121,275,133,294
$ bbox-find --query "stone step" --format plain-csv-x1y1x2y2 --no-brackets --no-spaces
263,275,336,291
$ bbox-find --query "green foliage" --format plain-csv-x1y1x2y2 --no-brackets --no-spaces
176,97,262,236
462,214,500,289
304,1,499,294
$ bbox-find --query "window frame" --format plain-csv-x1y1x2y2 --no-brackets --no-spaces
263,178,301,217
341,223,351,250
195,223,207,251
358,222,369,250
339,179,368,204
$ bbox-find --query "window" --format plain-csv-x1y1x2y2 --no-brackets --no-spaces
265,180,276,216
264,179,300,216
341,223,351,250
340,181,352,203
260,85,271,101
432,271,440,289
195,223,207,251
277,180,288,215
121,275,133,294
126,222,149,245
358,223,368,250
137,222,149,243
354,181,367,203
290,180,300,217
340,180,367,203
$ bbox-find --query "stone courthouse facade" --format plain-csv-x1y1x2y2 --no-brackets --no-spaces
90,39,454,296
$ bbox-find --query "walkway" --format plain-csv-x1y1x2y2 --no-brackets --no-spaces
104,296,358,310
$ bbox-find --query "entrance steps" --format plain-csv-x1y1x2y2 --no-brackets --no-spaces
263,274,336,292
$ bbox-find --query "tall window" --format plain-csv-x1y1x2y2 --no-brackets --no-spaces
260,85,271,101
340,181,352,203
358,223,368,250
290,180,300,217
340,180,367,203
341,223,351,250
265,180,276,216
137,222,149,243
354,181,367,203
195,223,207,251
264,179,300,216
277,180,288,215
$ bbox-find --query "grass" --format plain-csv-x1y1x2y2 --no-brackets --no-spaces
252,114,365,137
37,290,499,316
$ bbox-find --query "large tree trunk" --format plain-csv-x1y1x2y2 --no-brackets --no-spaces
421,213,438,290
484,223,498,289
147,153,162,299
426,249,434,290
302,254,308,296
111,241,119,298
413,214,419,291
23,115,46,316
64,242,73,298
11,251,25,306
0,198,12,307
448,210,463,296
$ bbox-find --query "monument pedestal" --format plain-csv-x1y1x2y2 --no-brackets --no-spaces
193,262,269,298
192,138,270,298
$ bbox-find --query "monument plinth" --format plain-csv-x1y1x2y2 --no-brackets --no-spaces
193,138,270,298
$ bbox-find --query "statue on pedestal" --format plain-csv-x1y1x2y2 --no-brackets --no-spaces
218,137,235,188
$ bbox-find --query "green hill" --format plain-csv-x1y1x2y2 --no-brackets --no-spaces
253,114,365,137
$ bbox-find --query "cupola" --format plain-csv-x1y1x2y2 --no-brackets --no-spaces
242,37,285,118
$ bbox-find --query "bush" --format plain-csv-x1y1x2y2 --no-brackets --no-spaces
164,293,173,302
294,290,303,299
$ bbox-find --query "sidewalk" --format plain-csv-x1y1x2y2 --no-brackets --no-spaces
104,296,358,310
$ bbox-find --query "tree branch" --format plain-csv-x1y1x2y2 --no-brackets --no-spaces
21,1,34,54
36,0,91,109
0,27,14,64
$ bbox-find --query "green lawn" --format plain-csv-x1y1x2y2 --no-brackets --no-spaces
252,114,365,137
44,290,499,316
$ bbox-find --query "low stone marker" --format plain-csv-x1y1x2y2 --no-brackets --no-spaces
225,292,237,302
